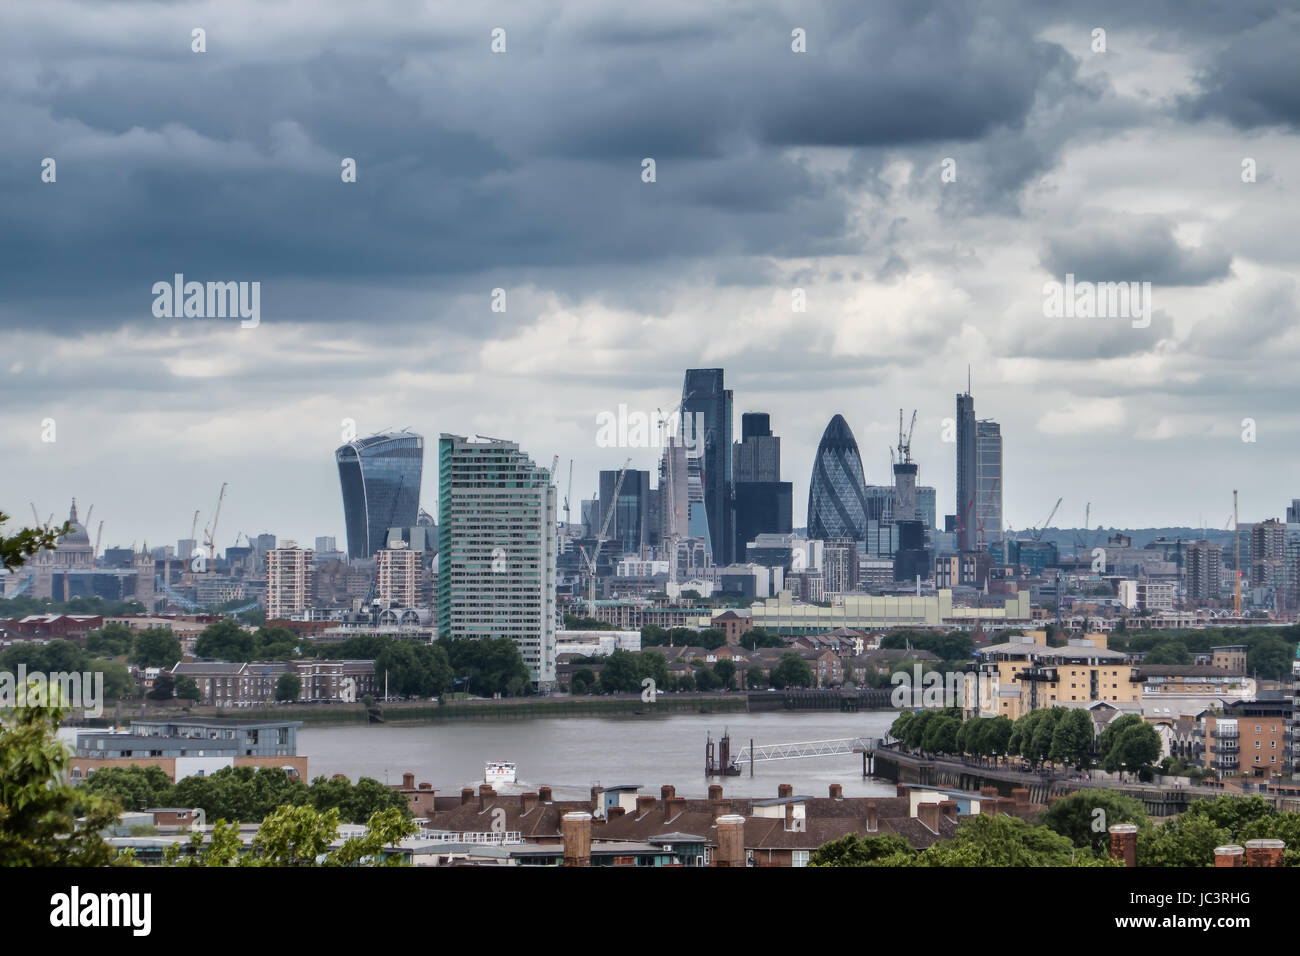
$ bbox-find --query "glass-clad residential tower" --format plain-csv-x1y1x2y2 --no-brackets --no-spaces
807,414,869,543
336,432,424,560
437,434,557,690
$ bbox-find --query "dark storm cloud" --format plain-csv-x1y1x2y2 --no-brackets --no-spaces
1040,218,1233,287
0,0,1103,333
1178,13,1300,129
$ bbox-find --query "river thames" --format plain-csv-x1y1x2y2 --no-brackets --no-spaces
298,709,902,799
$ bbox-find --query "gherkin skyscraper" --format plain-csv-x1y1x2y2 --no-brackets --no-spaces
807,414,869,542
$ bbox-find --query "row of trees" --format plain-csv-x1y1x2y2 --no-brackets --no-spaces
566,649,819,694
891,707,1163,777
79,764,411,825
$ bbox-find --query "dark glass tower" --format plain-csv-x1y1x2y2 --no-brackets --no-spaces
807,414,869,542
599,469,652,553
733,410,791,558
956,390,977,552
336,431,424,560
682,369,734,565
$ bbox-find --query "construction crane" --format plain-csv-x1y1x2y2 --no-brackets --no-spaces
1031,497,1063,543
578,458,631,615
898,409,917,463
202,482,227,568
94,521,103,560
1234,489,1241,615
563,459,574,528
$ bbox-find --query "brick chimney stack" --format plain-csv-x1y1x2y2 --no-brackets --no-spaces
939,800,958,822
714,814,746,867
562,812,592,867
402,772,415,789
539,786,553,803
665,797,686,822
917,802,940,831
778,783,793,798
478,785,495,812
661,785,676,802
636,795,656,816
1010,788,1029,808
460,787,474,805
521,792,539,814
829,784,843,799
590,785,604,816
1244,839,1285,867
1109,824,1138,867
865,801,878,832
1214,845,1244,868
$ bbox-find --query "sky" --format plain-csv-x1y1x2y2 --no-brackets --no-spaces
2,0,1298,552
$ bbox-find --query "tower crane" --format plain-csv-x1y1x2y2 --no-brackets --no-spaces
579,458,631,616
94,521,103,560
563,459,574,528
1030,497,1063,543
1233,489,1241,615
202,482,227,568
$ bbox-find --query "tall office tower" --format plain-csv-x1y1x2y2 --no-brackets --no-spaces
255,533,277,556
1280,540,1300,615
682,368,734,565
1288,500,1300,524
734,412,781,482
808,414,869,543
315,536,336,554
1186,540,1223,602
599,469,652,552
375,545,419,607
336,431,424,560
916,486,937,530
437,434,557,690
266,544,314,620
732,411,793,559
975,419,1003,545
1251,518,1286,587
177,538,197,562
956,389,977,552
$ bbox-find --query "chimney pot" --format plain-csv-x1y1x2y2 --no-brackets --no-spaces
418,782,432,791
562,812,592,867
1244,838,1285,867
1214,844,1244,868
1108,824,1138,867
714,814,746,867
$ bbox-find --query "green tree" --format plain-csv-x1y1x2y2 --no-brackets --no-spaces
130,627,183,668
0,697,126,866
810,833,913,866
1101,719,1161,777
713,659,737,690
79,765,175,813
911,814,1109,867
275,673,301,702
195,619,256,662
175,675,201,701
921,715,961,755
745,665,766,688
147,673,175,700
85,622,134,658
1137,813,1231,867
88,659,135,699
694,666,722,691
770,653,814,689
0,512,70,572
1049,708,1095,769
739,629,784,650
1040,791,1148,855
596,649,642,693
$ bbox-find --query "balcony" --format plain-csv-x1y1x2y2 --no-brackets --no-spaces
1210,729,1239,739
1211,744,1240,755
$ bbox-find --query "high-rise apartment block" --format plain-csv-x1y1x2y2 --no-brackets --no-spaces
1186,540,1223,602
376,545,419,607
437,434,558,690
266,545,314,620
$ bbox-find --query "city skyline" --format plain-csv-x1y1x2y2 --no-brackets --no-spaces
5,1,1299,550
